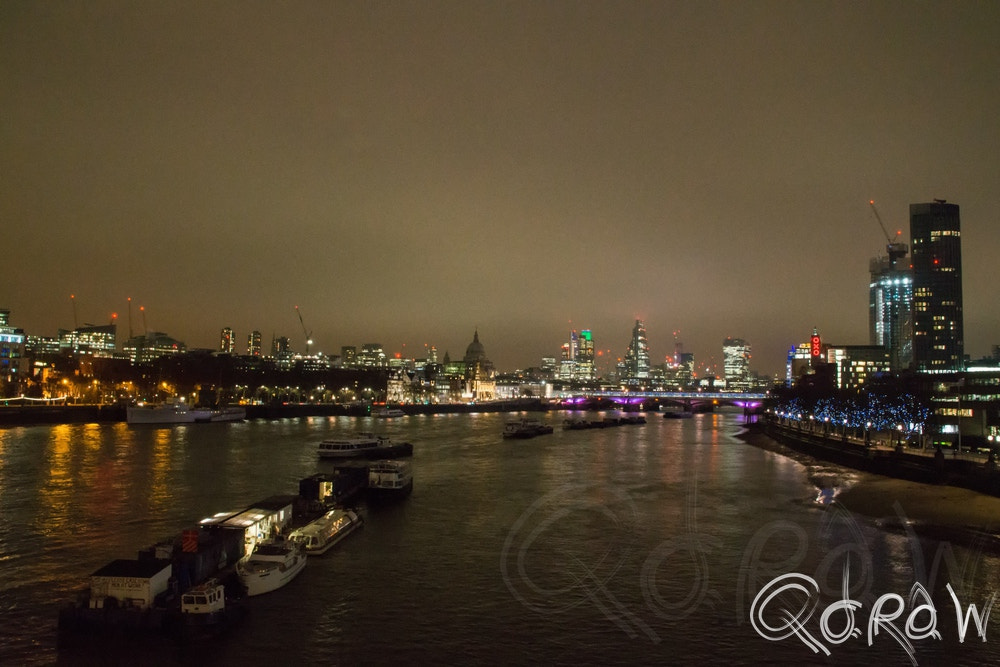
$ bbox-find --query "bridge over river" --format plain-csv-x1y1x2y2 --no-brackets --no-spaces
552,389,769,410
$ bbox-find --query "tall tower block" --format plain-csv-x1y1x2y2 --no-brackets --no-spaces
910,200,963,371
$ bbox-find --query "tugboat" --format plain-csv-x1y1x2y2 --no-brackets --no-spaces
178,577,247,639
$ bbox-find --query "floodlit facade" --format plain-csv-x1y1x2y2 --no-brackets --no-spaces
0,309,26,383
722,337,751,391
869,253,913,371
825,345,891,390
58,324,117,356
910,200,964,372
123,332,185,364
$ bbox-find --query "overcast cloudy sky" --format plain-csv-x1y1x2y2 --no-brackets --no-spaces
3,1,998,376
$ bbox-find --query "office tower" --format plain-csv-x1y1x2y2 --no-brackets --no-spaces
722,337,751,391
247,330,262,357
623,320,650,383
910,200,963,371
577,329,596,380
869,247,913,372
559,331,578,380
220,327,234,354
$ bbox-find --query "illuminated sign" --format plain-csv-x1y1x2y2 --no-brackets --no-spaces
810,335,822,358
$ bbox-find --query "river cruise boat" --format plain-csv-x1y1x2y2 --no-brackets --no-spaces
367,460,413,503
179,577,246,638
502,418,554,439
375,407,406,418
127,402,211,424
127,403,246,424
236,543,306,596
317,434,413,459
288,509,362,555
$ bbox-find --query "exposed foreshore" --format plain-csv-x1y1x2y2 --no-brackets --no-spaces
0,398,550,427
738,422,1000,547
756,419,1000,497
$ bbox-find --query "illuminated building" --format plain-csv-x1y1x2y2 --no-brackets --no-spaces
462,329,495,401
786,342,813,385
247,330,262,357
622,320,650,384
58,324,117,356
869,252,913,371
577,330,595,380
220,327,234,354
868,208,912,372
824,345,891,390
271,335,290,356
340,346,357,368
0,309,26,383
558,329,595,381
722,337,751,391
910,200,964,371
123,332,185,364
357,343,388,369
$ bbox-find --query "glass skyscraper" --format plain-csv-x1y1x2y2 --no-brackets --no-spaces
868,249,912,372
910,200,963,371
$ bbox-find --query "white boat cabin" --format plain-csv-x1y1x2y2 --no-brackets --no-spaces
89,559,172,609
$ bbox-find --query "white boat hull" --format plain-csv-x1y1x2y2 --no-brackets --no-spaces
237,546,306,596
127,405,211,424
127,405,246,425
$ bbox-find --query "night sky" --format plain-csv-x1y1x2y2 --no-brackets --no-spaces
3,2,999,377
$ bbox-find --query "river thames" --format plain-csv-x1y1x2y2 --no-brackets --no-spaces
0,409,997,666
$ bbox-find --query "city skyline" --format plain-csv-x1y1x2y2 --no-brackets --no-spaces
3,3,999,377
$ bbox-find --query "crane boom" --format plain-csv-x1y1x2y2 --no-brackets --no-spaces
868,200,908,265
295,306,313,355
868,200,894,243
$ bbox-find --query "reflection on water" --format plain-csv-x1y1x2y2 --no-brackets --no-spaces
0,410,998,665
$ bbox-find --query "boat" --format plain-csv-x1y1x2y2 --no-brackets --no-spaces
502,418,554,439
236,543,306,596
367,460,413,503
206,407,247,422
287,509,362,555
127,402,212,424
126,402,246,424
375,407,406,418
178,577,246,639
317,433,414,459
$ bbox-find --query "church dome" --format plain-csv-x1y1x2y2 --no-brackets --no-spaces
464,329,486,363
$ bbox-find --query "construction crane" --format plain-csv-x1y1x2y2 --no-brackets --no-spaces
295,306,313,355
868,200,908,266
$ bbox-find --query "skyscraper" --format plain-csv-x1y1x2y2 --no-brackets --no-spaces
247,330,262,357
722,337,751,391
910,200,964,371
622,320,650,384
577,330,595,380
868,248,912,371
220,327,234,354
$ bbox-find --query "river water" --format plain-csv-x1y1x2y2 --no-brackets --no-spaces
0,409,997,666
